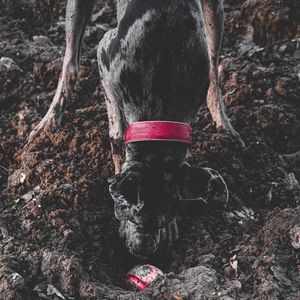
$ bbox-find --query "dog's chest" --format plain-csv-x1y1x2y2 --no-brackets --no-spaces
100,0,209,123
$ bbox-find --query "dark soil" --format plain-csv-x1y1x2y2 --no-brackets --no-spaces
0,0,300,299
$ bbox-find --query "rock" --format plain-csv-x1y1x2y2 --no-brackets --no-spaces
279,44,287,54
16,186,42,204
47,284,66,299
284,173,300,190
271,265,293,287
7,169,30,187
290,225,300,249
33,35,54,47
0,57,23,72
63,229,74,243
0,255,29,299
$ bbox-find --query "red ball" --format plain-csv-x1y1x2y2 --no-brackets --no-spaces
127,264,164,291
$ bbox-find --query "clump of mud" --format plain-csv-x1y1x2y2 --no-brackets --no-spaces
0,0,300,299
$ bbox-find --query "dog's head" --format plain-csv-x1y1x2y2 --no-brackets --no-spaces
109,143,228,258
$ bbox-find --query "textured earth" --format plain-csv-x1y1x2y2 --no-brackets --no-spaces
0,0,300,299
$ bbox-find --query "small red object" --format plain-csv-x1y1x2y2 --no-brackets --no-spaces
127,264,164,291
124,121,192,144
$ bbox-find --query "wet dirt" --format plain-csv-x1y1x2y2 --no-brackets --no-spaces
0,0,300,299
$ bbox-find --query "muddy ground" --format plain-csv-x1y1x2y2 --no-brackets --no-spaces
0,0,300,299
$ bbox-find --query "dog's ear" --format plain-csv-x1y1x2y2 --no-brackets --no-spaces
108,171,144,220
179,163,228,207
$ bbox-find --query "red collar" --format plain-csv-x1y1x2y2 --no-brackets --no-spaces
124,121,192,145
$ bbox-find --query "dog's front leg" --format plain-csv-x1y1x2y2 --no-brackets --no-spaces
97,28,124,175
28,0,96,143
202,0,245,146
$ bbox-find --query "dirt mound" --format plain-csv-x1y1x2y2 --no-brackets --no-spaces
241,0,300,45
1,0,300,299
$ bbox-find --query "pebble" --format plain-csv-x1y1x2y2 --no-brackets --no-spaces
290,225,300,249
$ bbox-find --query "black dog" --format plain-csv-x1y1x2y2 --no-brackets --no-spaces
29,0,239,258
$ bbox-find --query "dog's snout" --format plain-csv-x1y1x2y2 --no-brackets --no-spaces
120,215,179,258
